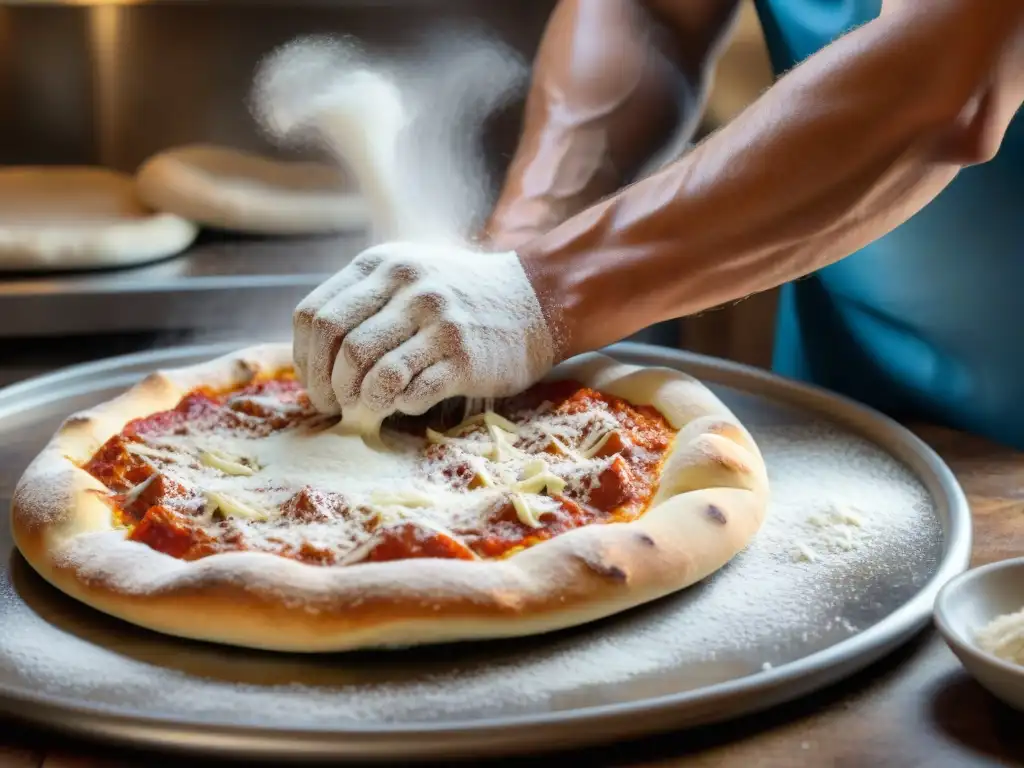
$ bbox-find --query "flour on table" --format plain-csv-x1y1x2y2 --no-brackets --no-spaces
0,417,941,727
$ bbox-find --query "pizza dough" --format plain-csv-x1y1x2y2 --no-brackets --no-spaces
11,344,770,653
0,167,198,272
135,144,370,235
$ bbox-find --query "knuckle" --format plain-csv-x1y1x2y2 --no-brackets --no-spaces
411,289,449,318
368,364,406,402
386,259,424,284
293,305,316,330
294,293,322,322
353,250,385,274
311,311,337,338
376,363,406,389
404,344,434,373
435,319,466,347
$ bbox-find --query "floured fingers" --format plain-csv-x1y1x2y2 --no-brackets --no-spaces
331,306,419,411
357,332,447,416
292,253,388,413
394,360,460,416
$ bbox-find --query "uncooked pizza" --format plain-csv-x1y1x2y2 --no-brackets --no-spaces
0,167,197,272
135,144,370,236
11,345,769,652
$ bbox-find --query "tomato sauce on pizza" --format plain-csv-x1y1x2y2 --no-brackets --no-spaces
80,371,677,567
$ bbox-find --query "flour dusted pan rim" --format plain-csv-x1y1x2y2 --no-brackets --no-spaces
10,343,770,652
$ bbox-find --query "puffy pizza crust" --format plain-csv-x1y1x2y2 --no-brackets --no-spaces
0,167,197,272
10,344,769,652
135,144,370,235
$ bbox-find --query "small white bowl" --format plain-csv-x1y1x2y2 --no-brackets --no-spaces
935,557,1024,711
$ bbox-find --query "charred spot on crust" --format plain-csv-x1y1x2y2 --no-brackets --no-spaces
587,561,629,583
706,504,727,525
635,532,656,548
234,358,260,382
62,415,93,430
694,437,750,474
140,371,177,388
136,372,179,398
705,420,741,438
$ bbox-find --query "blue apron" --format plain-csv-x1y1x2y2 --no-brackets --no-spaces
753,0,1024,447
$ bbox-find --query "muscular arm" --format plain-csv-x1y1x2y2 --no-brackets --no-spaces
482,0,742,249
520,0,1024,359
294,0,1024,422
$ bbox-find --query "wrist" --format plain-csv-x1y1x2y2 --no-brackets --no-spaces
480,201,563,253
515,237,571,363
514,206,612,363
476,224,545,254
516,199,671,362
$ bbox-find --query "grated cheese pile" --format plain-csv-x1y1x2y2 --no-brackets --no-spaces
976,608,1024,665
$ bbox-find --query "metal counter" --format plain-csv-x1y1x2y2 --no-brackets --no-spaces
0,233,363,339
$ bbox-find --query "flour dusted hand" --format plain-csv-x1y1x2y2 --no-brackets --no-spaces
256,38,553,423
293,242,555,424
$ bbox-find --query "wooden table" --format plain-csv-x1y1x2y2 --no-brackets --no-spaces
2,423,1023,768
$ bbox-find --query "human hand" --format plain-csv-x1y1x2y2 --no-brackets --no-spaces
292,241,556,425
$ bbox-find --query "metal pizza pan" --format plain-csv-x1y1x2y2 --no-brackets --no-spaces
0,341,971,762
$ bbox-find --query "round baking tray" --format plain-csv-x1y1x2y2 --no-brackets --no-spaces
0,341,971,762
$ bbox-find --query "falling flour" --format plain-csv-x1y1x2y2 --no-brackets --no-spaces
0,413,942,728
250,33,527,246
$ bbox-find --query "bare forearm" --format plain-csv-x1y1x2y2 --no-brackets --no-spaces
522,1,1024,358
483,0,739,248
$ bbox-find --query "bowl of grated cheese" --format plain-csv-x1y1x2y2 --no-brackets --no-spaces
935,557,1024,711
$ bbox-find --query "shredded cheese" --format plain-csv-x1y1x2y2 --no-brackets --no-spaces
199,450,255,476
204,490,270,521
580,429,619,459
125,442,183,463
511,492,544,528
487,423,526,462
109,395,647,565
369,489,436,508
449,410,519,436
514,458,566,495
121,473,157,508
